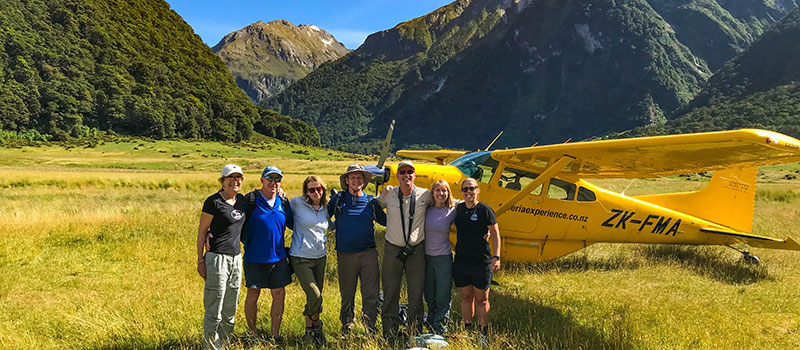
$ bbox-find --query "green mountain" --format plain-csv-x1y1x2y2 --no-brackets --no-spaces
616,6,800,138
266,0,794,150
212,20,350,103
0,0,319,145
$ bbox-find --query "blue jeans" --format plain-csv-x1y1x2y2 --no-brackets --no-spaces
424,254,453,334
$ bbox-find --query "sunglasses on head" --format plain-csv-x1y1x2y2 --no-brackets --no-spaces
398,169,414,175
461,186,477,192
265,176,282,183
306,186,323,194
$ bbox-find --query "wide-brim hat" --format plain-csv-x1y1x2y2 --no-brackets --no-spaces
339,163,373,190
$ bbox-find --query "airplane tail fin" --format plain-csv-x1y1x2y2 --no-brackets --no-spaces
634,167,758,232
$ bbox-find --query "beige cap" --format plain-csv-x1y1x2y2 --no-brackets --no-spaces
398,160,415,169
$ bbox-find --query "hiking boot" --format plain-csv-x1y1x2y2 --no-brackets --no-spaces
478,325,489,348
241,334,260,348
303,328,314,343
269,335,285,346
311,319,326,347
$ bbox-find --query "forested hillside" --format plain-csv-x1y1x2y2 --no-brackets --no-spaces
0,0,319,145
266,0,794,150
615,7,800,139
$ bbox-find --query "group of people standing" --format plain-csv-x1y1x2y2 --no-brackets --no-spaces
196,160,501,349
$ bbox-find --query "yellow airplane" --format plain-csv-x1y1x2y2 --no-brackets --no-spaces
367,128,800,264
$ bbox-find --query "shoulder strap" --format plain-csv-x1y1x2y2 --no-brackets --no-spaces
245,191,257,226
398,187,416,245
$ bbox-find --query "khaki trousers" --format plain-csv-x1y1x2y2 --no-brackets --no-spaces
381,241,425,338
337,248,380,331
290,256,327,317
203,252,242,350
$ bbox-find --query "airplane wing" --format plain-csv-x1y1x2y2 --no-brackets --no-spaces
397,150,468,165
491,129,800,178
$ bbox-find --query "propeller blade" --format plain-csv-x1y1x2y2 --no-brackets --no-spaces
377,120,395,169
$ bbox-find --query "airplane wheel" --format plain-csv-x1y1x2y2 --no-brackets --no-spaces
743,253,760,265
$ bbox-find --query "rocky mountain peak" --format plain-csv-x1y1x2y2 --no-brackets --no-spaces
213,19,350,102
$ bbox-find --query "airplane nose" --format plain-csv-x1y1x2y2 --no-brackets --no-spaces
364,164,389,184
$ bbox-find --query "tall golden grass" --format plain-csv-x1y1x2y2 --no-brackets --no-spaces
2,142,800,349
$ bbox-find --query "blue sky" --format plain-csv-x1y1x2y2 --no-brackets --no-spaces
164,0,454,49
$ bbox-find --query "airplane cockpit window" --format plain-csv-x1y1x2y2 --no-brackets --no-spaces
577,187,596,202
547,178,576,201
450,152,499,184
498,167,542,195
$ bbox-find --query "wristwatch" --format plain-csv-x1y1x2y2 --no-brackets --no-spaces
492,255,501,260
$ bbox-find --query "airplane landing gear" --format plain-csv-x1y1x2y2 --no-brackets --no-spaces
742,250,760,265
726,246,761,264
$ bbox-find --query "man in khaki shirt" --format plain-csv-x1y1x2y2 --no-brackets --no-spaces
377,160,433,341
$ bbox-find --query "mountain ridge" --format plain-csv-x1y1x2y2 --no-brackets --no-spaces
266,0,795,150
212,19,349,102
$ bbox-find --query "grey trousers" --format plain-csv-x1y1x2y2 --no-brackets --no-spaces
203,252,242,350
424,254,453,334
337,248,380,331
382,241,426,338
290,256,327,317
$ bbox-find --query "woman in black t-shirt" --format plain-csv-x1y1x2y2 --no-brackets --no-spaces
197,164,246,349
453,177,501,345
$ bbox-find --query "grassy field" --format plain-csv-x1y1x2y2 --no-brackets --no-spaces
2,140,800,349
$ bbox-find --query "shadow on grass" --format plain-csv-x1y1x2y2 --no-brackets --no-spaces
485,291,635,350
504,253,643,274
635,245,772,285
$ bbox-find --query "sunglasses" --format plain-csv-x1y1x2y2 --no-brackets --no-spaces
461,186,478,192
265,176,282,183
225,175,243,181
398,169,415,175
306,186,323,194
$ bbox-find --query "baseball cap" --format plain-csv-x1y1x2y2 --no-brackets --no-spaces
221,164,243,177
398,160,415,169
262,166,283,178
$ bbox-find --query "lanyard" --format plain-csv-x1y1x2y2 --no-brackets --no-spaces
398,187,416,245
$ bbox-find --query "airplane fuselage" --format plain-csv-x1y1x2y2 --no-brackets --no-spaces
382,163,743,262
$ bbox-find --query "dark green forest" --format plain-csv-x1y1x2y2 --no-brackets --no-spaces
0,0,319,146
615,7,800,139
266,0,795,150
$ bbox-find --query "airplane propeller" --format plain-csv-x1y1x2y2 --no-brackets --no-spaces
364,120,395,195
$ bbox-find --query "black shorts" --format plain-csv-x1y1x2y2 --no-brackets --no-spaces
244,258,292,289
452,261,492,289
